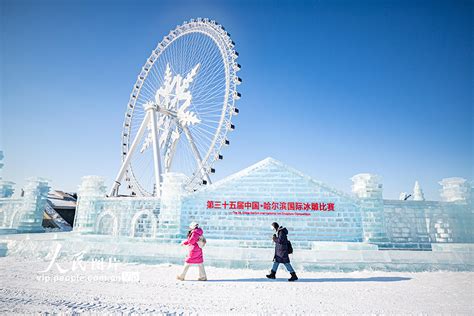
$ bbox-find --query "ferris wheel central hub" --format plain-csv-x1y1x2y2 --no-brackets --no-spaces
145,63,202,126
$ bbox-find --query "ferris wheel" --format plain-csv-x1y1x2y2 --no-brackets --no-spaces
110,18,241,197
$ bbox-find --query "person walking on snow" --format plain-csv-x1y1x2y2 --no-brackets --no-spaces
266,222,298,281
177,222,207,281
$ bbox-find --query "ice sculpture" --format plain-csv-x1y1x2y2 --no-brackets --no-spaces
413,181,425,201
399,192,410,200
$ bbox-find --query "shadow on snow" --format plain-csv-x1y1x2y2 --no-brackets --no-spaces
203,276,412,283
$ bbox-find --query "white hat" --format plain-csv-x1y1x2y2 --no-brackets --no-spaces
189,222,199,229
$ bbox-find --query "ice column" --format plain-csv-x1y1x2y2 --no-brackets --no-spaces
0,151,14,198
439,177,470,203
16,177,50,233
413,181,425,201
74,176,106,233
158,172,188,239
351,173,388,243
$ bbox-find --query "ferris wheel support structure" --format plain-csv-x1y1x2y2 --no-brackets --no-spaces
147,104,163,197
110,110,151,197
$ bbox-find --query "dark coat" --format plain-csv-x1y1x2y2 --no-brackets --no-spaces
273,227,290,263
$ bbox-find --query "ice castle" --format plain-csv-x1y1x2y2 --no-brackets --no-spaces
74,157,473,248
1,152,472,271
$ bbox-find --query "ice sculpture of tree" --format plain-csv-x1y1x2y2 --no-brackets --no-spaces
413,181,425,201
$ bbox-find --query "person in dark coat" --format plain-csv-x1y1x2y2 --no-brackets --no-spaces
266,222,298,281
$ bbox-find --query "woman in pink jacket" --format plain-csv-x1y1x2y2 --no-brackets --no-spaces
177,222,207,281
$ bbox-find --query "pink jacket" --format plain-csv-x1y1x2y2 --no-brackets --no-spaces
183,227,204,264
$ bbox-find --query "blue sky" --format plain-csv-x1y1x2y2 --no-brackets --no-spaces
1,0,472,200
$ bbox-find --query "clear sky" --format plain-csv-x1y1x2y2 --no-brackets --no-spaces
1,0,472,200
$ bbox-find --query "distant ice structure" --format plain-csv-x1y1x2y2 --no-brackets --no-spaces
439,177,471,203
350,173,383,199
0,177,49,234
399,192,410,200
398,181,424,201
0,151,50,234
413,180,425,201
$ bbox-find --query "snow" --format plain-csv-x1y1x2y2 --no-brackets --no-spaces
0,256,472,314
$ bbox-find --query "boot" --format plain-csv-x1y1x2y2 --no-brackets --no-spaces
266,270,276,279
288,272,298,282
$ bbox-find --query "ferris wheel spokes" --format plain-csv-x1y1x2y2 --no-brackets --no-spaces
114,19,240,197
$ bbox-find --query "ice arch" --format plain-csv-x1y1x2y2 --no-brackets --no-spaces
130,210,157,238
95,211,118,236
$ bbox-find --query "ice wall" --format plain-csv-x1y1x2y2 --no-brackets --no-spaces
157,173,187,239
74,176,160,238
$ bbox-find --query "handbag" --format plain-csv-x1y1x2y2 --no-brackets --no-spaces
197,235,207,248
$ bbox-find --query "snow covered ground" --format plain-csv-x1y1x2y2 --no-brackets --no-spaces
0,256,472,315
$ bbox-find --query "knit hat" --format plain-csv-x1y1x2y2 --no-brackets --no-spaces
189,222,199,229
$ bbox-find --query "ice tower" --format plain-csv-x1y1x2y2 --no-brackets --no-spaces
0,151,14,198
351,173,388,244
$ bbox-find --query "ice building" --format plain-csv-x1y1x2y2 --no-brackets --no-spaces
1,157,472,271
73,157,472,249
